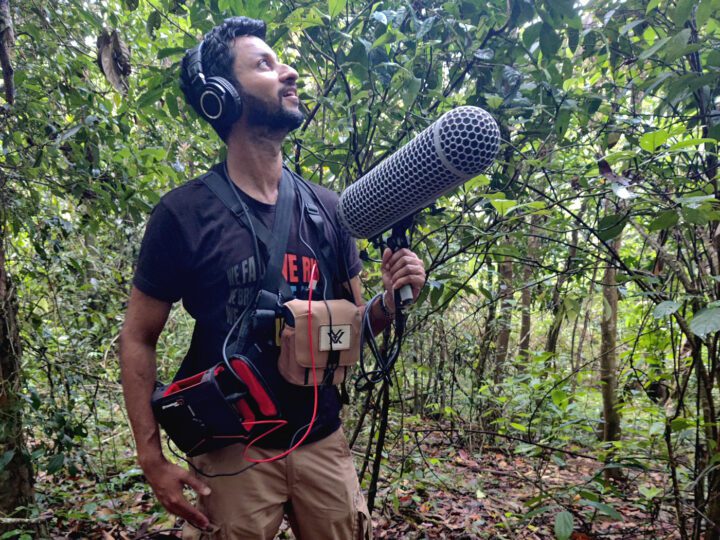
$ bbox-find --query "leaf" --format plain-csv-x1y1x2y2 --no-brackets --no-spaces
682,207,710,226
698,0,715,28
551,389,568,408
639,129,669,152
97,29,131,94
653,301,681,318
0,450,14,472
638,36,671,61
47,453,65,474
490,198,517,216
539,23,562,57
402,76,421,107
583,500,623,520
667,138,717,151
646,0,661,14
597,214,626,241
486,95,504,109
567,28,579,52
676,195,716,207
689,308,720,338
137,86,165,109
158,47,186,60
328,0,346,18
663,29,692,63
639,485,662,499
146,10,162,39
648,210,678,231
58,125,82,143
620,20,646,35
554,511,574,540
672,0,694,26
671,417,694,431
555,109,571,139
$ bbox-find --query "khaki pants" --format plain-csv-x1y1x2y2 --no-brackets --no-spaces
182,428,372,540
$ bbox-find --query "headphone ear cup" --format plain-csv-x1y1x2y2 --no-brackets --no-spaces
202,76,243,128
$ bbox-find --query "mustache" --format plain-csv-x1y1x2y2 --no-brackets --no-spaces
279,85,298,97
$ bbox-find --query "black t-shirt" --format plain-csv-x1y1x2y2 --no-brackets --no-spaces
133,163,363,447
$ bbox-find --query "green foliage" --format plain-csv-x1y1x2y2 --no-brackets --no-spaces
3,0,720,535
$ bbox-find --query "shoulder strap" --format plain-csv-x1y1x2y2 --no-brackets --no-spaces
261,170,293,295
200,170,275,250
287,167,352,301
201,169,294,300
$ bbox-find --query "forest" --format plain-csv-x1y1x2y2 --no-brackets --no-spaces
1,0,720,538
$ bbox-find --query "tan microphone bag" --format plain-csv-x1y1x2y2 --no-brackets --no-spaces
279,299,362,386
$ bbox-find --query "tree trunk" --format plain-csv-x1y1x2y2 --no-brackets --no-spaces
494,254,513,382
0,4,33,524
573,264,599,394
437,323,447,411
519,218,539,362
600,235,623,481
545,228,579,356
0,0,15,104
0,236,33,525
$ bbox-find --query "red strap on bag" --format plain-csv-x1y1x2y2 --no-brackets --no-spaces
229,358,278,417
162,370,207,396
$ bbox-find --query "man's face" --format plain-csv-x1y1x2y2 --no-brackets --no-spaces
231,36,304,132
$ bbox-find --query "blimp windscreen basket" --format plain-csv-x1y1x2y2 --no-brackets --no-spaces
337,106,500,240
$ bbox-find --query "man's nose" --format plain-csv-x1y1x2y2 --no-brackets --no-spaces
279,63,298,84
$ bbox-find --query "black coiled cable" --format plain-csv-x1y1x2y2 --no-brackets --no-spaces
354,292,406,392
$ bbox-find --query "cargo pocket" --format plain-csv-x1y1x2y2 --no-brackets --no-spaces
181,521,202,540
181,521,220,540
353,489,372,540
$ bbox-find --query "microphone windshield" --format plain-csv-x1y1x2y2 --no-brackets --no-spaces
338,106,500,239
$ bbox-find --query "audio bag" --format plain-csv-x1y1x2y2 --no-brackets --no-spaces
279,298,361,386
151,350,280,457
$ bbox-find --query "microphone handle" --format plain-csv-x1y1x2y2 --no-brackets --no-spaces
397,284,414,308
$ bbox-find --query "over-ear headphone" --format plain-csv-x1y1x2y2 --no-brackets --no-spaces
184,41,243,130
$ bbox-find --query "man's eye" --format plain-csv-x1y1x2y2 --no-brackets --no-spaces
259,59,269,67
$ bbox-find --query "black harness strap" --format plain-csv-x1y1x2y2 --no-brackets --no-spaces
201,169,294,300
286,167,352,301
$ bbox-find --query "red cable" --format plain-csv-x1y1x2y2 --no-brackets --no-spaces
241,262,320,463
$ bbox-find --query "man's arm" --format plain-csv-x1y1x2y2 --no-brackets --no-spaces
119,286,211,529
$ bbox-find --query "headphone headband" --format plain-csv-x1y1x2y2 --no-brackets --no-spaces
182,40,243,132
185,42,206,93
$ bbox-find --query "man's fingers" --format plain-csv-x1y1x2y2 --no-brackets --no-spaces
388,260,424,279
182,471,212,497
387,253,424,275
383,248,413,266
389,260,425,284
392,273,425,291
167,496,210,530
382,247,393,266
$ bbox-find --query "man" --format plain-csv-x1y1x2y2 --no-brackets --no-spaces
119,16,426,540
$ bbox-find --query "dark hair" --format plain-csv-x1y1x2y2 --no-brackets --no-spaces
180,17,267,140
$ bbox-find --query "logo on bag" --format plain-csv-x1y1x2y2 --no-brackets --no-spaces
329,328,345,343
319,324,351,351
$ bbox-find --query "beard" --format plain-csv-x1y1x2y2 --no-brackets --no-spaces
240,88,304,132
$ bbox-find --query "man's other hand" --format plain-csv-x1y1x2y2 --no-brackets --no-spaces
143,458,212,530
381,247,426,312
